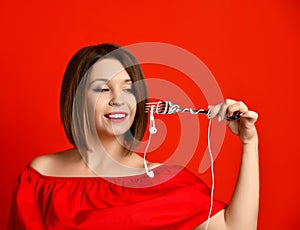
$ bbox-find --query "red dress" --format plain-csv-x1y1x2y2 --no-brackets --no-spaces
8,164,226,230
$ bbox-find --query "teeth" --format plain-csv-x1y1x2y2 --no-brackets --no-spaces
108,114,126,119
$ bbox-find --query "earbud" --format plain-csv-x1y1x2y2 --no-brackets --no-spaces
149,106,157,134
143,105,156,178
146,170,154,178
149,127,157,134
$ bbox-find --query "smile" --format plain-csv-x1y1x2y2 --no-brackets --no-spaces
104,112,128,121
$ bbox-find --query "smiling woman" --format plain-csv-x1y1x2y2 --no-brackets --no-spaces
7,43,259,230
87,60,137,139
60,44,148,154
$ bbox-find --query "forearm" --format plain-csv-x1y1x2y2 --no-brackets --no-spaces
196,99,259,230
224,142,260,230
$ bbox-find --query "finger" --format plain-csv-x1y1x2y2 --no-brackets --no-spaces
218,99,236,121
226,101,248,118
207,103,222,119
240,110,259,123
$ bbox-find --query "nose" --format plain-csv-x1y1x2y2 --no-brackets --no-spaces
108,90,125,106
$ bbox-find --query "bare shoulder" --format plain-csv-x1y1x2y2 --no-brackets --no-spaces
30,148,83,176
129,152,162,169
148,162,163,169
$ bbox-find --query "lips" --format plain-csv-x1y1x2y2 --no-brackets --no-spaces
104,112,128,122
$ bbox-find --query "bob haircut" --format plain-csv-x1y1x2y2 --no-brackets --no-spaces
60,43,148,151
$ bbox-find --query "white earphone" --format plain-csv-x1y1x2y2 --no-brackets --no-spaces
143,106,156,178
144,103,216,229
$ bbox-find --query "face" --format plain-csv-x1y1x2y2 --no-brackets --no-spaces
86,58,137,139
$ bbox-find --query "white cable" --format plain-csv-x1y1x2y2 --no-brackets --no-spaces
143,131,154,178
143,106,156,178
204,118,215,230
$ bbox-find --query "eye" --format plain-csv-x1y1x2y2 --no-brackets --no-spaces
93,87,110,93
124,88,133,93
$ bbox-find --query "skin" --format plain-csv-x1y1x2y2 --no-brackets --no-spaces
31,59,158,177
195,99,259,230
86,59,137,161
31,60,259,229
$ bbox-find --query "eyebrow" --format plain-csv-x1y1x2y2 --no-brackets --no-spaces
89,78,132,86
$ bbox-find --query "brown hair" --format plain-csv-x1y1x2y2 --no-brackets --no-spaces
60,43,148,151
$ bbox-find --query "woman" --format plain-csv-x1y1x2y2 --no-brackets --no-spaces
8,43,259,230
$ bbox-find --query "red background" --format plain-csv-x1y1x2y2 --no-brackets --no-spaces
0,0,299,229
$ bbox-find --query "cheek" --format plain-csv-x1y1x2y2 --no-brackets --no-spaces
129,105,138,129
86,92,98,109
85,95,97,124
130,107,137,120
126,94,137,110
86,93,106,120
128,96,137,119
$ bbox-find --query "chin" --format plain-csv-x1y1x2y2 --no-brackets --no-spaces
98,127,130,138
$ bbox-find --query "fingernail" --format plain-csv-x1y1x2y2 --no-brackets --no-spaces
218,115,222,122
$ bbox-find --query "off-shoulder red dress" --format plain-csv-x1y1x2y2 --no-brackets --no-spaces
8,164,226,230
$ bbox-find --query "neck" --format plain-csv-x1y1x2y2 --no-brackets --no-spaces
81,134,145,177
98,134,129,161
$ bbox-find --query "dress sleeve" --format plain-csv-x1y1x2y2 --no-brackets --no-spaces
7,166,45,230
158,166,228,229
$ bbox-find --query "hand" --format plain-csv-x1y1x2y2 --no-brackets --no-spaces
208,99,258,144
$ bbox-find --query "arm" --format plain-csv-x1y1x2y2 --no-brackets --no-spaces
224,141,259,230
196,99,259,230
